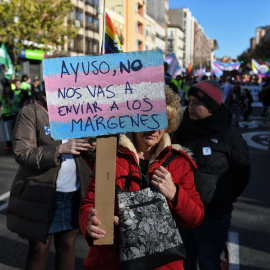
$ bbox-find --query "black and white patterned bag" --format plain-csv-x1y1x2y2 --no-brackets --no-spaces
116,154,186,270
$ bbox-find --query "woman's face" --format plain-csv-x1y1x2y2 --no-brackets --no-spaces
188,95,212,120
135,130,166,150
15,81,20,89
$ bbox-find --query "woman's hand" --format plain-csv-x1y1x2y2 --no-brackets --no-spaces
151,166,177,201
86,207,119,240
58,138,93,155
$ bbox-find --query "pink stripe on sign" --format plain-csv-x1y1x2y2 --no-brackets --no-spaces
48,99,166,123
44,65,164,93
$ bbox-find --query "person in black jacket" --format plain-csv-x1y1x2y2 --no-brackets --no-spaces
171,80,251,270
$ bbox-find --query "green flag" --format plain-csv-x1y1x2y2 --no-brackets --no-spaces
0,43,15,80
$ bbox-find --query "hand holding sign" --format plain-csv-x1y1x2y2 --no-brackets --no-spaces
57,138,94,156
42,50,167,245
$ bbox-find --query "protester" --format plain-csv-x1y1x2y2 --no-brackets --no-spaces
31,77,41,103
0,81,19,150
7,50,96,270
20,73,32,101
259,77,270,117
241,88,254,126
79,85,204,270
12,78,29,109
181,76,193,106
171,80,251,270
171,74,184,95
225,84,242,126
221,77,233,103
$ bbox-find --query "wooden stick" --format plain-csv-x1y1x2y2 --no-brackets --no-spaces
93,135,117,245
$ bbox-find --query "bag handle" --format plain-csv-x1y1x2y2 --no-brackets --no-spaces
116,152,178,193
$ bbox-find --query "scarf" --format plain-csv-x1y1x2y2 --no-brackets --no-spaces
179,104,232,137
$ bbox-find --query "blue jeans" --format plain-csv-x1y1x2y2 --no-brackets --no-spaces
179,213,231,270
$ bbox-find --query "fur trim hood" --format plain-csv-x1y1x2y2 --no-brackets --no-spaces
118,132,194,164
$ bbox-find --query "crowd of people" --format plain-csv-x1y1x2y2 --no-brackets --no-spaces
167,72,270,127
3,51,269,270
0,74,43,150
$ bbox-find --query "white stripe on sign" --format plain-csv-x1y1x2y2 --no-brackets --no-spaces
0,191,10,201
228,231,240,270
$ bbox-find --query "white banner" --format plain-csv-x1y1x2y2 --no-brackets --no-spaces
240,85,262,107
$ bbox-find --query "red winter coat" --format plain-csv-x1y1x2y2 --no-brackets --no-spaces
79,133,204,270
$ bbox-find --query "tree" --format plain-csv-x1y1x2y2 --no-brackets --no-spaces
0,0,79,70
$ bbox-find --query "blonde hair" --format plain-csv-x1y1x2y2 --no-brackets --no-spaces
165,85,183,133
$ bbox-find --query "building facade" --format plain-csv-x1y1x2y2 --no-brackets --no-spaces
193,21,211,69
167,24,184,67
168,8,194,68
65,0,101,56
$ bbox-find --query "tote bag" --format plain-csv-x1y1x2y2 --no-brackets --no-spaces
116,153,186,270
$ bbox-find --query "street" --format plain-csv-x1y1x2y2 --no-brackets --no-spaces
0,107,269,270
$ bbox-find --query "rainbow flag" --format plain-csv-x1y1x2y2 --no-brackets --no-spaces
102,13,123,54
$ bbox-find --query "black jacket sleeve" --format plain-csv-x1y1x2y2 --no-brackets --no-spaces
228,131,251,202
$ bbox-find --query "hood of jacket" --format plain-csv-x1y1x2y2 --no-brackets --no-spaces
118,132,194,166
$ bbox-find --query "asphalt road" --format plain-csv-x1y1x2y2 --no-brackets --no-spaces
0,107,269,270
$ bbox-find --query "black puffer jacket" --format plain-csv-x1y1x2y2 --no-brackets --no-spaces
171,105,250,216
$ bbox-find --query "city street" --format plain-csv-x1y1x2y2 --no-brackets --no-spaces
0,108,269,270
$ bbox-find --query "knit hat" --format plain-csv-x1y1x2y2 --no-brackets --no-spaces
188,80,223,112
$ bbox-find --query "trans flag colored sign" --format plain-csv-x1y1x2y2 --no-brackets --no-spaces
42,50,167,140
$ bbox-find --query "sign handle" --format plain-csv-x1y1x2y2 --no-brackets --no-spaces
93,135,117,245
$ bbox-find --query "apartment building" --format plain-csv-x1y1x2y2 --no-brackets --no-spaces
168,8,194,68
167,24,184,67
193,21,211,68
65,0,101,56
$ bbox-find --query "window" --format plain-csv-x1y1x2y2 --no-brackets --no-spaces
68,9,83,28
85,0,99,7
94,18,99,32
86,14,93,28
85,38,99,55
68,35,84,53
85,13,99,33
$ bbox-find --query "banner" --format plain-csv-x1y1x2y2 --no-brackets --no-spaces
213,61,241,71
0,43,14,80
211,62,223,77
164,53,179,77
43,50,168,140
240,85,262,107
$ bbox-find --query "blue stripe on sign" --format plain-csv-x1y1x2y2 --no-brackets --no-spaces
49,111,168,140
43,50,164,77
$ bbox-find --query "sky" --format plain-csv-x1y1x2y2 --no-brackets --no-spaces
169,0,270,59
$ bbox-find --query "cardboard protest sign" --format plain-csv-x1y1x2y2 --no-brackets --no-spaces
42,50,167,140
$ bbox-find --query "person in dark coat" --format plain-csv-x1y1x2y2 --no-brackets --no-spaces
7,51,96,270
171,80,251,270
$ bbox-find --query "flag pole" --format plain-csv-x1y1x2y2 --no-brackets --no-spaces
102,0,106,55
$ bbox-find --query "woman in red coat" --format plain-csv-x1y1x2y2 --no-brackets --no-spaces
79,86,204,270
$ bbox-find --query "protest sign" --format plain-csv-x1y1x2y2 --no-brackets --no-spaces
42,50,167,140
